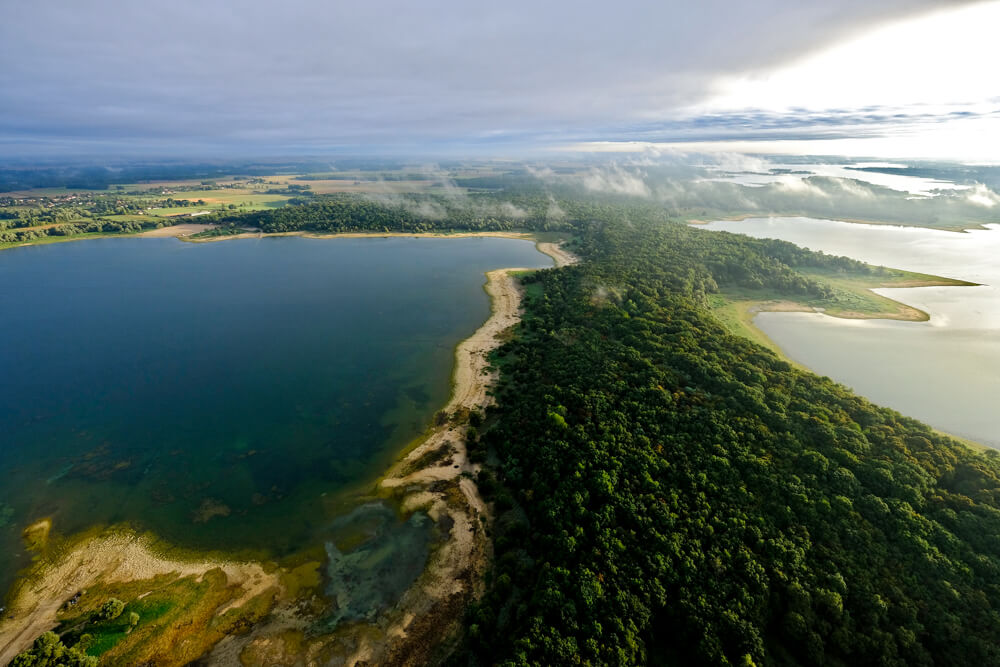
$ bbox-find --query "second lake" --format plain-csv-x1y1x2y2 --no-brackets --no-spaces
701,217,1000,449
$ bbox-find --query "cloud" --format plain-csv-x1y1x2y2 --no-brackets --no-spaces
965,184,1000,208
582,165,652,197
499,202,529,219
546,196,566,221
525,166,558,182
0,0,975,157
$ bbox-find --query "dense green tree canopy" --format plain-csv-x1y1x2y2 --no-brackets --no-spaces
454,214,1000,666
10,632,96,667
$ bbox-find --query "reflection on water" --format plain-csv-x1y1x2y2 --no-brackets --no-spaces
702,217,1000,447
754,312,1000,446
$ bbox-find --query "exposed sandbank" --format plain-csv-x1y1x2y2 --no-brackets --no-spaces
746,298,930,322
139,223,218,237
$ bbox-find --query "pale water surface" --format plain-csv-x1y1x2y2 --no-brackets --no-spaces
702,217,1000,447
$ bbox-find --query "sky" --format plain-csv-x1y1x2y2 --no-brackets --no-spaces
1,0,997,160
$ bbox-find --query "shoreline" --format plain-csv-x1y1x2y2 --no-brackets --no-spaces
744,296,932,323
0,237,578,664
737,301,991,452
185,229,534,242
0,224,565,253
178,227,583,269
714,269,972,356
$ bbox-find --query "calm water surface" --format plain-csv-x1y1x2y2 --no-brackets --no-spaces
702,217,1000,448
0,236,551,596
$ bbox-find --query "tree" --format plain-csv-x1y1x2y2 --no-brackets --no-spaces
97,598,125,621
10,631,97,667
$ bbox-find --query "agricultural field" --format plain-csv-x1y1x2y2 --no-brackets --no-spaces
0,164,515,248
0,175,300,247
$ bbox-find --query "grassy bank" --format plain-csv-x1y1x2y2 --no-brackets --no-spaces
708,266,976,354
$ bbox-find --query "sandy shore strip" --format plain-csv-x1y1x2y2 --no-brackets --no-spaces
185,229,540,243
140,223,218,237
0,526,279,664
383,242,575,490
186,229,582,276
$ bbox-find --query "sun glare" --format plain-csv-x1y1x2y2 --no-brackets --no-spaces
706,1,1000,112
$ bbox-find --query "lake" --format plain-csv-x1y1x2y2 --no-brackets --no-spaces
0,235,552,597
701,217,1000,448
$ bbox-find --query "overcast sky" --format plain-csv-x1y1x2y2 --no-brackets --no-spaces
2,0,997,159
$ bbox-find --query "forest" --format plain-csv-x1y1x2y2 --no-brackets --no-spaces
449,207,1000,666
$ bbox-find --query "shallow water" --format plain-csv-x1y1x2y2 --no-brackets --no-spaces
0,235,551,596
702,217,1000,447
322,502,435,628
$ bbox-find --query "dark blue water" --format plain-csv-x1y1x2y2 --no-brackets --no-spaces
0,236,550,593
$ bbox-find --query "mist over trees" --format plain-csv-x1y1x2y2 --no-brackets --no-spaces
530,162,1000,229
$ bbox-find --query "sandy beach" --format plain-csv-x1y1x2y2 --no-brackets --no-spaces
184,228,543,243
140,223,218,237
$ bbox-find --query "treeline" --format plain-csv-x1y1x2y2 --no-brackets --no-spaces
212,193,574,233
0,161,332,192
0,219,165,244
454,214,1000,665
0,194,174,226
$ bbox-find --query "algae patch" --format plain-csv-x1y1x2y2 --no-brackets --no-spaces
321,502,434,629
